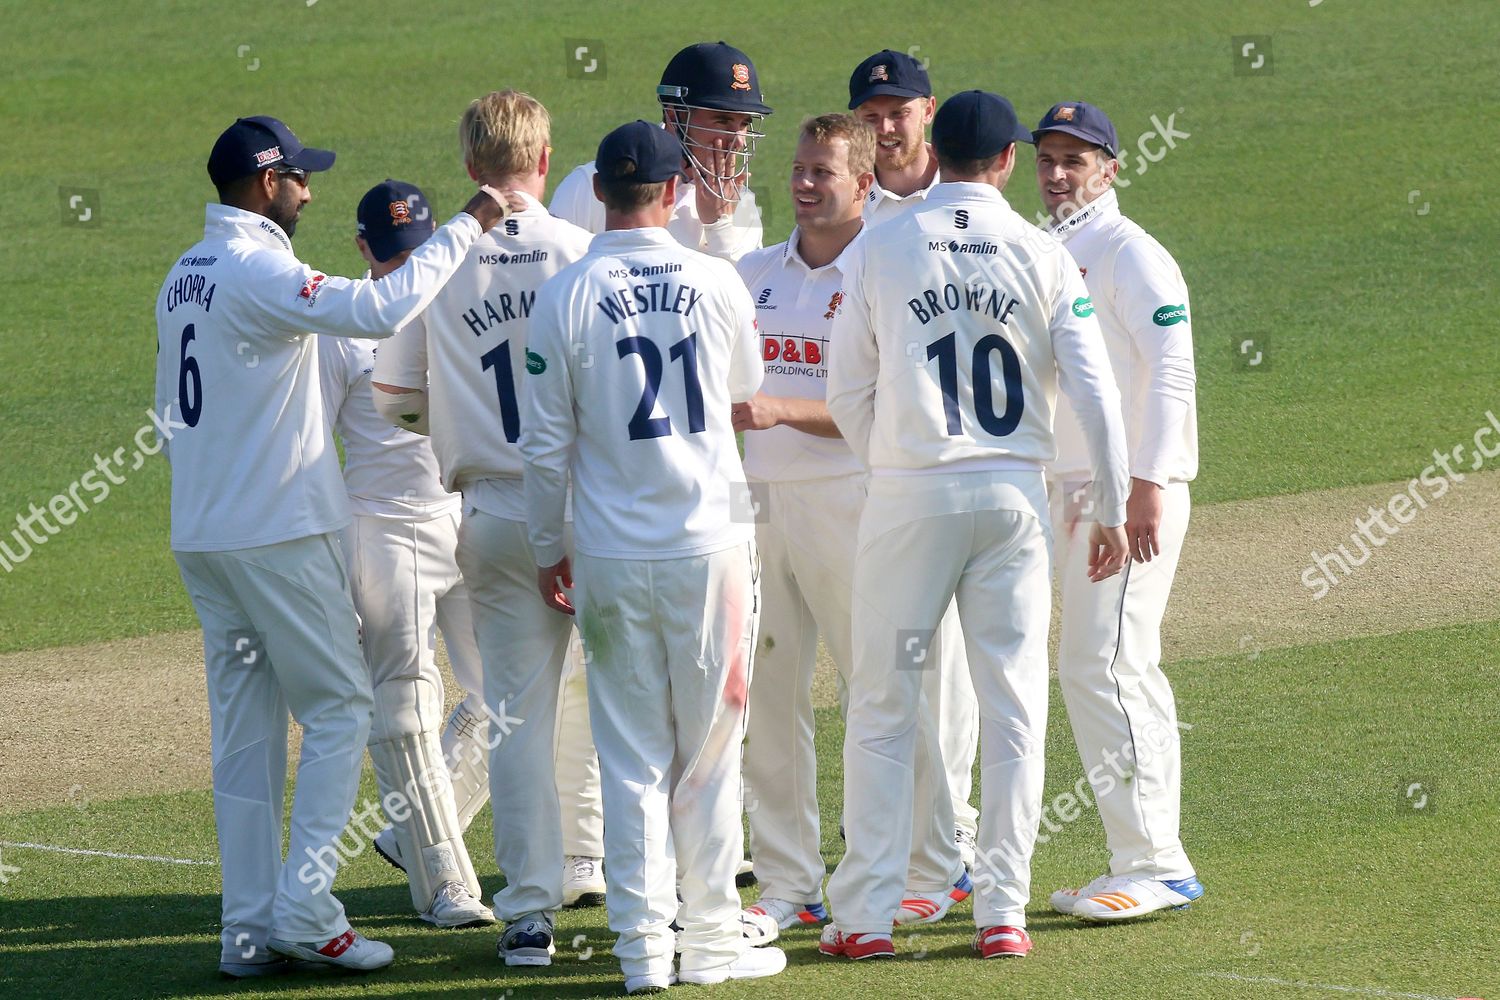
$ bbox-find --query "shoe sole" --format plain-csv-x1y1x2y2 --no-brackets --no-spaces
563,890,606,909
218,960,295,978
979,950,1030,959
420,911,497,929
266,942,391,972
371,839,406,875
818,944,895,960
503,950,554,967
1074,900,1194,922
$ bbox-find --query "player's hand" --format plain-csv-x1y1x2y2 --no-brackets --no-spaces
462,186,522,232
1125,477,1164,563
537,557,575,615
692,137,746,223
730,393,781,432
1087,522,1129,582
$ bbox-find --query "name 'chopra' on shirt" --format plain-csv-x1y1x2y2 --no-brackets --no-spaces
596,281,703,324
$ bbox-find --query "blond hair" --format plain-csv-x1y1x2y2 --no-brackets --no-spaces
459,90,550,180
798,113,876,176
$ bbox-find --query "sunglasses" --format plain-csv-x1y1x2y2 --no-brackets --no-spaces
275,165,308,182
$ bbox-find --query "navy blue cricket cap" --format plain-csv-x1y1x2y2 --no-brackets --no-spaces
931,90,1034,160
658,41,773,117
207,115,335,188
595,120,683,183
356,180,435,263
1033,101,1118,158
848,49,932,109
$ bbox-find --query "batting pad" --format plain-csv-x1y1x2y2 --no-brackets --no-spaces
440,693,492,832
368,678,482,911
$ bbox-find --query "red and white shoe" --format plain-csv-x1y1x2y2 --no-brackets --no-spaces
975,925,1032,959
817,923,895,960
895,870,972,925
268,929,393,971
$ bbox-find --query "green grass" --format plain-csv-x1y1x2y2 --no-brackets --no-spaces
4,621,1498,998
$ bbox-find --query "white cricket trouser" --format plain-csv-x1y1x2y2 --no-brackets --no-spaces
743,475,958,902
1051,479,1194,879
575,542,758,981
455,510,574,920
175,532,372,960
929,600,980,842
828,471,1052,933
341,510,485,909
555,639,604,857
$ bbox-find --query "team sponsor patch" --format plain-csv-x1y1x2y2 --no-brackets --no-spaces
389,200,412,225
1153,304,1188,326
1072,296,1094,318
254,145,283,166
762,335,824,366
730,63,751,90
525,349,547,374
869,64,889,83
823,291,845,319
298,272,327,305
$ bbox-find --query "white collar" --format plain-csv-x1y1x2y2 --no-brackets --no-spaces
782,224,863,273
867,163,940,208
205,203,293,252
1047,188,1120,242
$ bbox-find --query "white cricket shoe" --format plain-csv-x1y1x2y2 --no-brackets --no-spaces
894,869,973,925
421,880,496,928
955,827,977,871
1049,871,1114,915
498,911,557,966
562,854,606,908
744,897,828,932
268,929,394,971
372,827,404,873
678,945,787,984
1069,874,1205,921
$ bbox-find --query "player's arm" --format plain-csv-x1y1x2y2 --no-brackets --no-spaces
152,293,175,461
519,285,578,613
1112,238,1196,561
253,189,509,341
824,246,878,464
548,164,606,235
698,187,763,262
316,336,353,432
371,314,432,435
1050,253,1130,580
723,272,765,405
731,393,842,437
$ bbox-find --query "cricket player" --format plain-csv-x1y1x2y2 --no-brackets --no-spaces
850,49,941,225
369,91,596,966
521,120,785,993
849,47,981,862
819,91,1130,962
734,113,969,940
316,179,491,930
157,115,508,977
1033,101,1204,921
549,40,770,262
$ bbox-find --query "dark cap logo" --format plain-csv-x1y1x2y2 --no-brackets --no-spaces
1055,106,1076,122
253,145,282,166
731,63,751,90
870,64,889,82
388,200,412,225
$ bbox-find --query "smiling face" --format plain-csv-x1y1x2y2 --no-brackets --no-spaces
790,134,866,230
1035,131,1117,221
854,94,934,173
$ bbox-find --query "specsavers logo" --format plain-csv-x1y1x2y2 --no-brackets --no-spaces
1072,296,1094,318
1153,304,1188,326
525,349,547,374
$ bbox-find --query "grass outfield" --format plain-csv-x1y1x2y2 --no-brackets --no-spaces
2,0,1498,651
3,623,1498,998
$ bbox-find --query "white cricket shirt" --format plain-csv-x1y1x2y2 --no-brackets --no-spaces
318,335,459,521
154,204,481,551
372,193,592,521
521,227,764,563
735,229,864,482
549,161,763,262
1045,189,1198,487
826,182,1129,526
